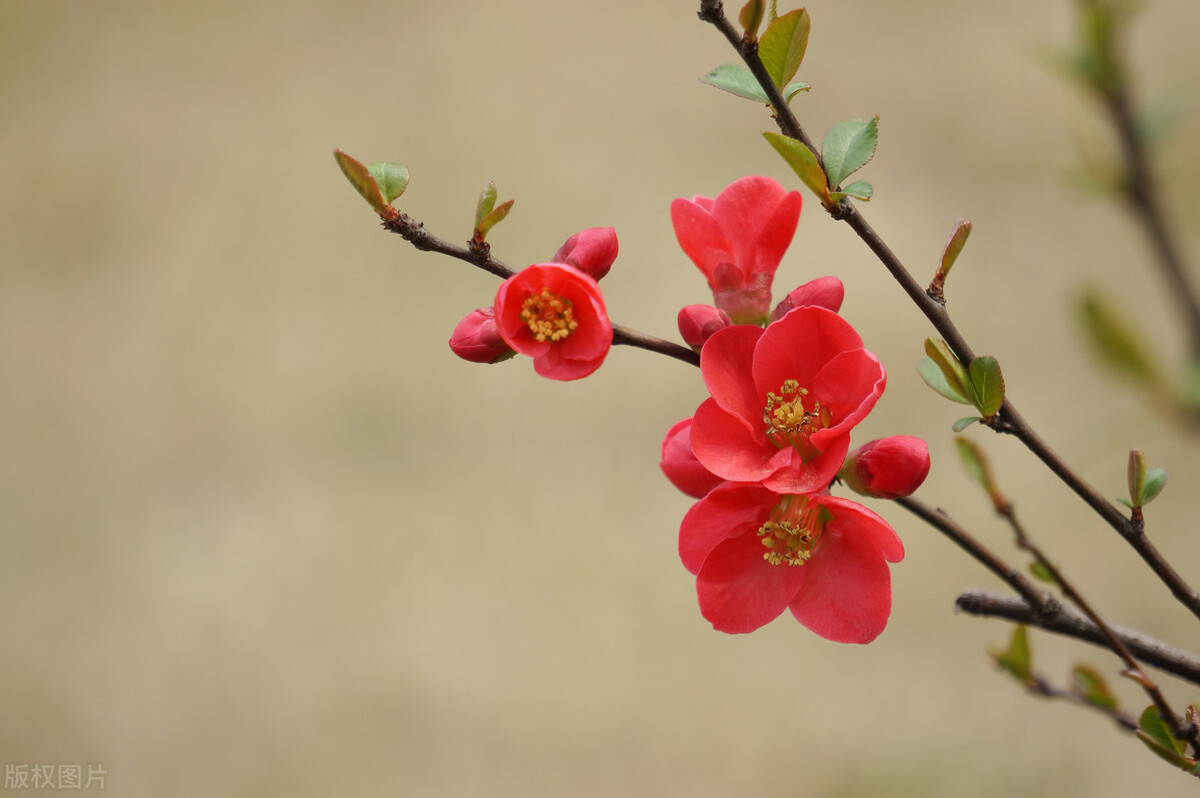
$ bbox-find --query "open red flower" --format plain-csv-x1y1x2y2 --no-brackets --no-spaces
679,483,904,640
689,305,886,494
494,263,612,380
671,176,802,324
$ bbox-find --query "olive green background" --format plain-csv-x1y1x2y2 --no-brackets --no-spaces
3,1,1200,795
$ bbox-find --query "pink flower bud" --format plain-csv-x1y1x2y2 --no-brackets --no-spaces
551,227,619,281
448,307,515,364
769,276,845,323
660,417,724,499
840,436,931,499
677,304,733,350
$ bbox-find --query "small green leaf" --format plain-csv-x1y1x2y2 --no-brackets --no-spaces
739,0,765,38
952,416,981,432
1078,289,1163,383
367,162,410,205
759,8,810,88
475,180,498,230
821,116,879,189
917,356,971,404
940,218,973,276
763,132,830,204
1141,467,1168,506
955,437,996,498
988,625,1032,685
831,180,873,202
1117,497,1134,509
1136,705,1195,771
1071,665,1117,712
333,149,388,214
924,339,971,401
477,198,514,239
1127,449,1147,509
1029,561,1058,585
966,356,1005,418
702,64,772,103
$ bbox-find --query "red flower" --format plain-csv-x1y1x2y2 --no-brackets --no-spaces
660,417,724,499
689,306,886,494
551,227,619,281
840,436,931,500
448,307,515,364
494,263,612,380
671,176,802,324
679,483,904,640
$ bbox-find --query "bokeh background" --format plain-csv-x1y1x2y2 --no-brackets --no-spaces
3,0,1200,795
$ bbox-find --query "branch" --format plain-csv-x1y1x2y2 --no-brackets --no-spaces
1026,669,1140,732
697,0,1200,622
380,213,700,367
957,589,1200,687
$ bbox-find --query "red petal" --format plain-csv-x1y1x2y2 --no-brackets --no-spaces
699,324,763,420
671,198,732,286
695,529,809,633
752,307,863,400
660,417,725,499
753,188,802,280
678,483,777,573
807,349,886,451
709,177,788,278
691,398,777,484
760,433,850,494
786,499,901,643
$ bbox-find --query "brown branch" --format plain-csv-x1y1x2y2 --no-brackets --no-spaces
1026,669,1140,732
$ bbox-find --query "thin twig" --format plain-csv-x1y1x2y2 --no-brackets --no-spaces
1026,669,1140,732
696,0,1200,622
958,590,1200,688
380,213,700,366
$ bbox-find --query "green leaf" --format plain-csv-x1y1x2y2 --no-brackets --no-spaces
1071,665,1117,712
782,82,811,101
924,339,971,401
988,625,1032,685
940,218,972,276
1127,449,1147,509
951,416,981,432
333,149,388,214
1141,467,1168,505
821,116,879,189
1136,706,1195,771
702,64,771,103
477,198,514,239
955,437,996,497
831,180,873,202
367,162,409,205
475,180,498,230
763,131,830,204
739,0,765,38
1029,561,1058,585
966,356,1005,418
759,8,810,88
1078,289,1163,383
917,356,971,404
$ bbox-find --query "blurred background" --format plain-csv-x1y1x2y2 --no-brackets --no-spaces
3,0,1200,795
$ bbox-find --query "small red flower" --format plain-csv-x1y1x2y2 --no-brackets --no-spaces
689,305,886,494
671,176,802,324
494,263,613,380
551,227,619,281
660,417,724,499
448,307,515,364
840,436,931,500
679,483,904,640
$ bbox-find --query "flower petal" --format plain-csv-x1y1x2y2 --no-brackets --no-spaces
752,306,864,400
696,531,809,634
671,198,732,286
678,482,777,573
691,398,777,484
699,323,764,420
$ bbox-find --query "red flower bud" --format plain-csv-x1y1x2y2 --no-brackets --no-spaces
551,227,619,281
448,307,515,364
677,304,733,350
660,417,724,498
840,436,930,499
769,276,845,323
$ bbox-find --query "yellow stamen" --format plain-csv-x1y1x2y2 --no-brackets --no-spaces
762,379,832,459
519,286,578,342
757,496,830,566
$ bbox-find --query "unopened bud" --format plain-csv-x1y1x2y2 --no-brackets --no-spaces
841,436,931,499
678,304,733,350
552,227,619,281
770,276,845,323
448,307,515,364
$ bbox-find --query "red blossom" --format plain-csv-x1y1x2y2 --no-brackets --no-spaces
671,176,802,324
551,227,619,281
769,276,845,323
840,436,931,499
679,483,904,640
448,307,515,364
494,263,613,381
689,306,886,494
660,417,724,499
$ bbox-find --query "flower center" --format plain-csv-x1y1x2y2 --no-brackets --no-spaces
762,379,831,459
520,287,578,342
757,496,830,567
